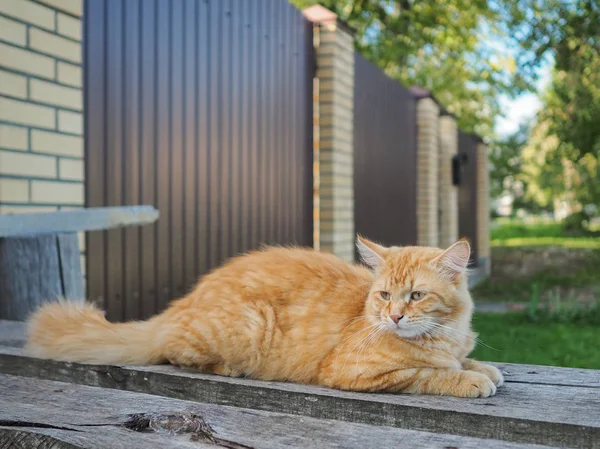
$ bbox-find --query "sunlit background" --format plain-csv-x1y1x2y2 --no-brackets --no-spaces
293,0,600,369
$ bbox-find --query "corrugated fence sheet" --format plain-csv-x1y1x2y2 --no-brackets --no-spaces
84,0,314,321
353,54,418,249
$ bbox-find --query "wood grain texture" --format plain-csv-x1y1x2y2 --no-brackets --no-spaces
0,236,83,321
57,234,85,300
500,362,600,389
0,343,598,448
0,206,159,238
0,374,556,449
0,321,26,347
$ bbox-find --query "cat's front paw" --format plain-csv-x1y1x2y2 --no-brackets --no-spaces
481,364,504,387
462,359,504,387
454,371,497,398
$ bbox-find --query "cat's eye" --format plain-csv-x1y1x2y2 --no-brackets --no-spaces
410,291,426,301
379,291,391,301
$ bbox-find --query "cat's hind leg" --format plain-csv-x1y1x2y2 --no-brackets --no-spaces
161,329,220,372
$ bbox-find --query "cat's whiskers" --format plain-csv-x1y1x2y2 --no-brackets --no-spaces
410,319,464,354
411,323,449,353
338,322,380,349
334,322,383,373
409,320,447,350
425,321,500,351
437,318,501,351
338,315,379,335
356,324,386,372
427,323,478,358
353,324,386,378
337,323,385,380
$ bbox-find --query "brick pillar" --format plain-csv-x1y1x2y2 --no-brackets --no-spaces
303,6,355,262
0,0,85,281
415,97,440,247
438,115,458,247
476,142,491,275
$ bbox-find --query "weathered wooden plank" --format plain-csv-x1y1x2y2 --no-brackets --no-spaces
0,206,159,238
500,362,600,389
0,235,84,321
0,346,598,448
0,374,555,449
0,321,26,347
0,426,213,449
57,234,85,300
0,236,85,321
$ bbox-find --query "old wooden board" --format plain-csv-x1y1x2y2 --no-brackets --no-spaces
0,234,84,320
500,362,600,389
0,373,558,449
0,206,159,238
0,320,25,348
0,352,599,447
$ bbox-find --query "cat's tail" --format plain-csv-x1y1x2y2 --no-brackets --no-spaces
25,300,166,365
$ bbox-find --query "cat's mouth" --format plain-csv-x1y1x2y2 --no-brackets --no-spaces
393,326,427,339
383,317,428,339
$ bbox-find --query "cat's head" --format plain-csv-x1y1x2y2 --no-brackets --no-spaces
357,236,473,339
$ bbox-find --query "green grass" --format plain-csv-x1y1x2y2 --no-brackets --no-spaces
491,222,566,240
470,219,600,368
491,236,600,248
471,312,600,369
490,221,600,248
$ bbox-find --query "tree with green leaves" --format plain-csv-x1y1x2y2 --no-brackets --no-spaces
507,0,600,161
293,0,600,212
291,0,530,138
489,123,528,199
512,0,600,209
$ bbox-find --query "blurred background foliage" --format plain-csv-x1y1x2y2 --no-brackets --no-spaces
293,0,600,218
292,0,600,368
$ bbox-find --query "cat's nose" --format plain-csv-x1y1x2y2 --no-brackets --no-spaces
390,314,404,324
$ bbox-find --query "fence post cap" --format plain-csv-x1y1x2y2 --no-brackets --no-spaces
302,5,337,25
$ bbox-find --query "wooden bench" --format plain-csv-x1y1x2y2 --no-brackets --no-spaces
0,206,158,321
0,320,598,448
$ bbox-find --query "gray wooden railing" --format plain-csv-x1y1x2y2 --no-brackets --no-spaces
0,206,158,320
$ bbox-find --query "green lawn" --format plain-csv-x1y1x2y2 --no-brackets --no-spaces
472,312,600,369
470,220,600,369
492,236,600,248
490,221,600,248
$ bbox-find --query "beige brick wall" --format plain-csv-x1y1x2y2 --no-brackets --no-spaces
438,115,459,248
310,19,355,262
0,0,85,284
415,98,440,247
476,142,491,274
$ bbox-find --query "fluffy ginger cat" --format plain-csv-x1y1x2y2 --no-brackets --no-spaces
26,236,503,398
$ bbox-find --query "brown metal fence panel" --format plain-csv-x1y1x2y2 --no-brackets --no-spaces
353,54,418,248
84,0,314,321
458,131,479,265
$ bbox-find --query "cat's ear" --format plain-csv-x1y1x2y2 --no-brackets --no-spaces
432,239,470,280
356,235,387,270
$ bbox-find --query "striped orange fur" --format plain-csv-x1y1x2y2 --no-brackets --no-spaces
26,236,503,398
